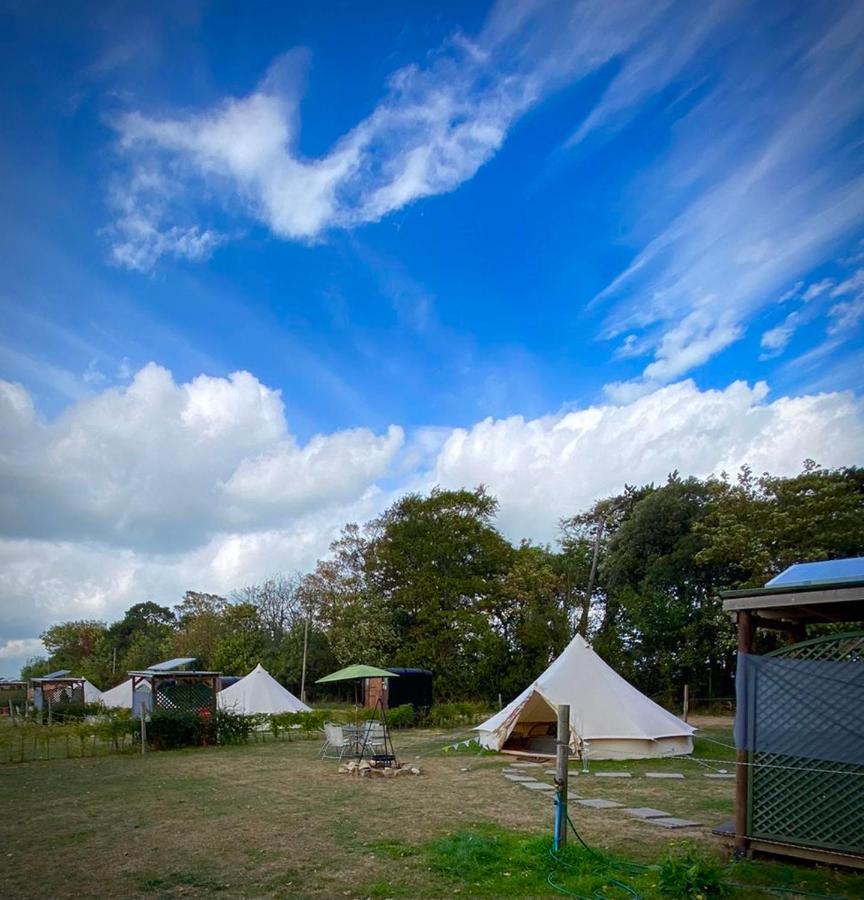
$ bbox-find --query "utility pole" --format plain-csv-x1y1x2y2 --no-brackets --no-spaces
300,606,310,704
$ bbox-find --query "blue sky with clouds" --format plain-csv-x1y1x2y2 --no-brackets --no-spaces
1,0,863,675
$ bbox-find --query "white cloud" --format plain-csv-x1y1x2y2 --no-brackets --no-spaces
107,1,743,269
2,364,863,677
596,1,864,390
431,379,864,544
0,638,44,661
0,363,402,552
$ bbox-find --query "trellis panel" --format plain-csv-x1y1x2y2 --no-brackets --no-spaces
747,633,864,856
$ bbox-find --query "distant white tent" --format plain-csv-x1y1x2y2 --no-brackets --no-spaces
100,678,133,709
217,664,311,715
475,634,694,760
83,679,103,704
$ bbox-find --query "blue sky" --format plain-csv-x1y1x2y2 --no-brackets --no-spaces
1,0,863,675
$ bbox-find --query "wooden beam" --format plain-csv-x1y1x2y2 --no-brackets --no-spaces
734,610,752,858
722,584,864,613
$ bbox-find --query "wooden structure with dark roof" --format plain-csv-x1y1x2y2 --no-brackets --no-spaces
721,559,864,869
129,658,220,716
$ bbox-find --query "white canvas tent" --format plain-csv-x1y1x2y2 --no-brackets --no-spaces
100,678,133,709
217,664,311,715
83,679,103,704
475,634,694,760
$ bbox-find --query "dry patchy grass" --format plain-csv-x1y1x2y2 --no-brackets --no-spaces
2,722,861,899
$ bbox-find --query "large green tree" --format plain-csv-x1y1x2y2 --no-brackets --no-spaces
696,462,864,587
370,487,513,698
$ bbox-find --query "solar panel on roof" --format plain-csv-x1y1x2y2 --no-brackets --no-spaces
38,669,72,679
766,557,864,588
147,657,197,672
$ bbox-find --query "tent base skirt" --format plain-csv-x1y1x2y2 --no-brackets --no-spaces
488,733,693,761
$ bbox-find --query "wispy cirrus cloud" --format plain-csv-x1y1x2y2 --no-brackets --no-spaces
595,1,864,396
106,0,739,270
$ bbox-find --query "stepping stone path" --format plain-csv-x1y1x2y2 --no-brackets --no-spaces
521,782,555,791
594,772,632,778
511,761,542,768
577,798,623,809
504,774,537,782
624,807,672,819
645,773,684,779
705,773,735,779
645,817,701,829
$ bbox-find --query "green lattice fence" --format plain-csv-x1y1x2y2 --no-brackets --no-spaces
153,678,216,714
748,632,864,855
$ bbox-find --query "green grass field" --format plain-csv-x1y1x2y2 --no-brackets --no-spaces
2,719,862,899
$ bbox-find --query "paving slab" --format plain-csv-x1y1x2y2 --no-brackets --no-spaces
623,807,672,819
504,774,537,782
511,761,543,768
645,773,684,779
704,773,735,779
577,798,623,809
645,817,702,829
521,781,555,791
549,792,583,802
594,772,632,778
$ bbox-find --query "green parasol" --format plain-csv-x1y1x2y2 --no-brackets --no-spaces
316,664,399,684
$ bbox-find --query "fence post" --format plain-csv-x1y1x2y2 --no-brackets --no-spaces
554,704,570,850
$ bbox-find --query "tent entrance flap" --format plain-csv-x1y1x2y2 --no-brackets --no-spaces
502,692,567,756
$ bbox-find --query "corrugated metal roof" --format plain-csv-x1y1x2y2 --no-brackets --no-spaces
766,557,864,588
146,657,197,671
35,669,73,680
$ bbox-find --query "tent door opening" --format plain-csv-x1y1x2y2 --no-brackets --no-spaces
502,692,568,757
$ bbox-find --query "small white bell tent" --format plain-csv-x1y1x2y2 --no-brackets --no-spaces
217,664,310,715
475,634,694,760
100,678,133,709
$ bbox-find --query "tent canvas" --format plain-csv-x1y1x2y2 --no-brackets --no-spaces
217,664,311,715
100,679,133,709
83,679,103,704
475,634,694,760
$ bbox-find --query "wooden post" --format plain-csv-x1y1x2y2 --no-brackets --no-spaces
682,684,689,723
140,711,147,755
555,704,570,849
734,609,753,858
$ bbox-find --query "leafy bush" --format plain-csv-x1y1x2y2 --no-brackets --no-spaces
147,708,216,750
215,709,256,744
386,704,415,728
658,846,729,898
425,701,488,728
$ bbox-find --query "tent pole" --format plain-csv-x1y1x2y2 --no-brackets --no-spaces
555,704,570,850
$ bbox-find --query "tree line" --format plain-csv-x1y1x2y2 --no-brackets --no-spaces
21,462,864,706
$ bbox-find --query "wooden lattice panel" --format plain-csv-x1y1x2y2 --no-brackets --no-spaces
748,632,864,856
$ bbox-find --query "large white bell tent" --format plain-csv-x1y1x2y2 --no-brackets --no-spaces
100,678,133,709
475,634,694,760
217,664,310,715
